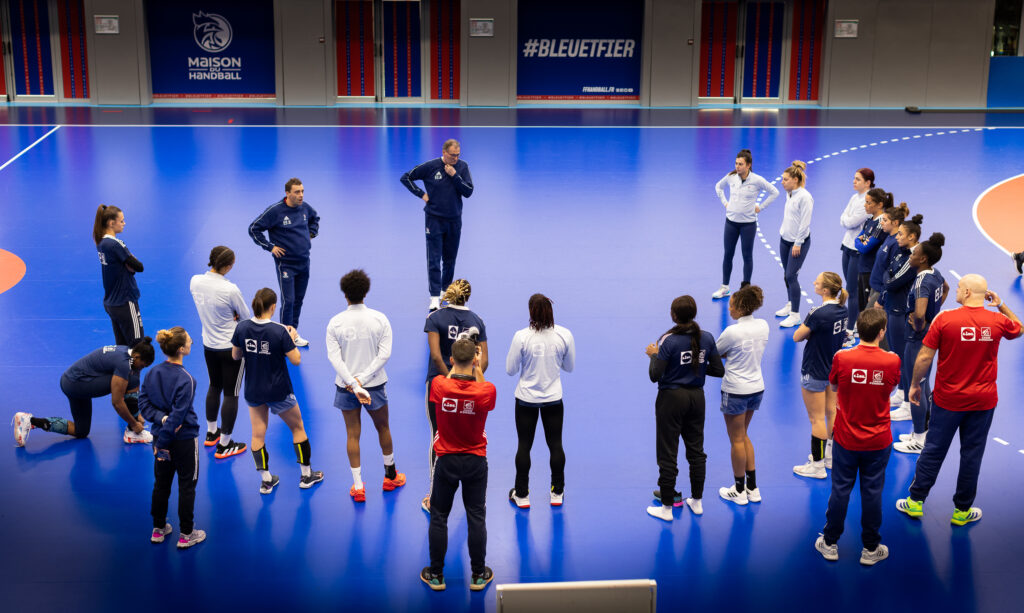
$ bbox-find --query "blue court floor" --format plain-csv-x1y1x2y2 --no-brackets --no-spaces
1,107,1023,612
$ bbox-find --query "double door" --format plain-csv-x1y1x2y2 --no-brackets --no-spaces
335,0,459,102
699,0,825,104
0,0,89,102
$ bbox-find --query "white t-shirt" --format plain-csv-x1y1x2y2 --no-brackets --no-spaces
716,316,770,394
505,325,575,404
839,192,870,250
190,271,251,350
325,303,392,388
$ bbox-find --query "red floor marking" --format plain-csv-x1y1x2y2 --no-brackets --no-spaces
0,249,26,294
975,175,1024,253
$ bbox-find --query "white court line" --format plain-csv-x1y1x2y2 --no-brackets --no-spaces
994,437,1010,446
1,123,1014,130
0,125,60,172
970,174,1024,256
1019,450,1024,455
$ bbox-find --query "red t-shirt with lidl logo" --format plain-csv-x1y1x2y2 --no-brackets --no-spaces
924,306,1022,412
829,345,902,451
429,375,496,457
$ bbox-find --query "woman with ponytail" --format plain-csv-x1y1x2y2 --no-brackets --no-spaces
13,337,156,446
712,149,780,299
140,327,205,549
190,246,250,459
94,204,145,346
854,189,893,313
893,233,949,454
231,288,323,494
792,272,850,479
880,212,921,416
776,161,814,328
645,296,724,521
839,169,875,337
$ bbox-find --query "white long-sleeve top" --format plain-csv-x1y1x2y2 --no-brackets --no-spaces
839,192,870,250
715,171,780,223
715,316,770,394
189,271,251,350
505,324,575,404
779,187,814,245
325,303,392,388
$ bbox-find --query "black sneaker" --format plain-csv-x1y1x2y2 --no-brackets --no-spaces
204,429,220,447
214,439,247,459
421,567,445,591
1014,252,1024,275
260,475,280,495
300,470,324,489
653,489,684,507
470,567,494,591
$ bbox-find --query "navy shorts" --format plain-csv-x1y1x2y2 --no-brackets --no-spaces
334,384,388,411
721,390,764,415
248,393,298,415
800,374,829,393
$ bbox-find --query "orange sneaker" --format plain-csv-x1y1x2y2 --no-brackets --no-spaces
350,485,366,502
383,473,407,491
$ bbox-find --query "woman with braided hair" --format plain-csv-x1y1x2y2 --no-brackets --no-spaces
645,295,724,521
422,279,488,512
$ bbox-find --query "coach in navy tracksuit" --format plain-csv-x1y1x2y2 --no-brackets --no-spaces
400,139,474,311
249,178,320,346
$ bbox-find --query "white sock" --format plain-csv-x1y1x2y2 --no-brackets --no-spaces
207,421,218,434
825,439,833,457
300,464,312,478
429,296,440,309
259,470,271,483
219,432,231,446
914,431,927,443
383,453,395,466
351,466,363,488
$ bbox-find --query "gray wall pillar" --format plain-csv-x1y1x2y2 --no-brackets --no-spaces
84,0,149,104
462,0,515,106
277,0,332,106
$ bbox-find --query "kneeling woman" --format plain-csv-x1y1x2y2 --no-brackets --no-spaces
140,328,205,549
792,272,849,479
14,338,156,446
645,296,724,521
232,288,323,494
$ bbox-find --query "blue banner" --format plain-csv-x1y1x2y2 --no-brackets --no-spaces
517,0,643,100
146,0,275,98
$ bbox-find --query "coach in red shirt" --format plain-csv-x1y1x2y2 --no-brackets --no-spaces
897,274,1021,526
816,309,901,566
421,338,496,592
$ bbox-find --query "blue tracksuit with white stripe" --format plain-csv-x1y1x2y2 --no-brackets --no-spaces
248,199,319,329
140,361,200,450
400,158,474,296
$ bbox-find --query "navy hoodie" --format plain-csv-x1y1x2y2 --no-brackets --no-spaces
140,361,199,449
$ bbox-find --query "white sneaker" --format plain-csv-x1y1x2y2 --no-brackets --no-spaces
815,534,838,561
151,523,172,544
898,433,913,443
890,403,912,422
794,459,827,479
712,285,731,299
13,412,32,447
177,529,207,549
428,296,440,311
775,302,792,317
124,428,153,444
842,331,857,348
894,433,926,454
646,504,673,521
860,544,889,566
745,487,762,502
719,485,748,505
509,488,530,509
293,333,310,348
808,453,832,470
550,488,563,507
780,312,802,328
685,498,703,515
890,389,904,407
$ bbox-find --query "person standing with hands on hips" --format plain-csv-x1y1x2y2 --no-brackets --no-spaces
776,161,814,328
248,178,320,347
401,139,475,311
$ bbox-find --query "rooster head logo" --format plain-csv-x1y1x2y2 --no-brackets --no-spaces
193,11,232,53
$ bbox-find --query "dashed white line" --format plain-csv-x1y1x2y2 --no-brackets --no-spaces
994,437,1010,446
948,270,961,280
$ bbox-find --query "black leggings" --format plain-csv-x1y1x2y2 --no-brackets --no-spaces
655,386,707,506
151,437,199,534
514,399,566,497
204,347,242,435
104,301,144,347
60,373,114,438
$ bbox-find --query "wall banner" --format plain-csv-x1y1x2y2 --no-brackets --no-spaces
517,0,643,100
147,0,275,99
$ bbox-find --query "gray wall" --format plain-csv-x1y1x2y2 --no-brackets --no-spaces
83,0,149,104
647,0,698,107
278,0,332,105
822,0,995,107
462,0,515,106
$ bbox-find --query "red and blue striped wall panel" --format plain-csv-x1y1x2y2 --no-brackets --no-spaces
384,1,422,98
700,1,738,98
9,0,55,96
429,0,459,100
336,0,375,97
57,0,89,99
787,0,825,101
742,1,784,98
